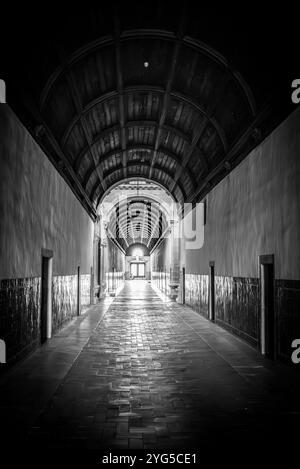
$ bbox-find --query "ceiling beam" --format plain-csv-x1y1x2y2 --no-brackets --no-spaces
127,203,136,245
116,203,129,248
149,14,186,178
94,172,185,208
115,212,161,235
169,120,208,193
143,203,152,245
114,15,127,179
62,88,227,158
72,121,193,174
140,203,147,244
90,159,186,201
40,30,256,119
100,162,187,200
110,217,157,239
55,47,107,197
170,75,231,193
106,200,165,249
147,209,163,248
84,144,196,191
62,92,119,147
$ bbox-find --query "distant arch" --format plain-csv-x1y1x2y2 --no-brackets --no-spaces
126,243,150,257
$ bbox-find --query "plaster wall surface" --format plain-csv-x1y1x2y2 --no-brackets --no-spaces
183,106,300,280
105,238,125,273
0,106,94,279
151,236,171,272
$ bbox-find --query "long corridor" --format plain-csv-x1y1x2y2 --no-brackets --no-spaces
2,5,300,466
2,280,300,458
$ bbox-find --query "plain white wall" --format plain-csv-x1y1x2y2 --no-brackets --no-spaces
0,106,94,278
183,106,300,280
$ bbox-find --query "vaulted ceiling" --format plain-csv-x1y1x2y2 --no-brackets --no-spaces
107,196,168,253
101,180,173,251
2,2,297,221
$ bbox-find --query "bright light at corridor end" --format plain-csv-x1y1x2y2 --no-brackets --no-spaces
132,248,143,257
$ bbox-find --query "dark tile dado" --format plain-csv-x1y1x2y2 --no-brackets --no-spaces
52,275,77,332
152,271,170,295
215,276,259,347
0,277,41,363
81,274,91,306
1,273,91,365
276,279,300,362
183,274,259,347
184,274,260,345
185,274,209,318
183,274,300,361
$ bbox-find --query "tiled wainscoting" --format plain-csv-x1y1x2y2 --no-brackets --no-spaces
52,275,77,332
185,274,209,319
105,271,125,292
214,276,259,347
0,273,91,365
151,271,170,295
184,274,260,347
0,277,41,364
276,279,300,362
81,274,91,306
183,273,300,359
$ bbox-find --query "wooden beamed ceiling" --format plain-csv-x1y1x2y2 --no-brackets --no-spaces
8,5,284,222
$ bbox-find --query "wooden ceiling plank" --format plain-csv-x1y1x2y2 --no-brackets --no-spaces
149,13,186,178
74,121,192,174
115,204,129,248
114,15,127,179
169,118,208,192
146,209,166,249
39,30,256,120
85,144,196,190
62,87,227,156
140,203,149,244
56,47,107,197
170,75,232,193
185,51,199,90
147,92,153,120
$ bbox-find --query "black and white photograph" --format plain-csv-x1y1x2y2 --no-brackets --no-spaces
1,1,300,465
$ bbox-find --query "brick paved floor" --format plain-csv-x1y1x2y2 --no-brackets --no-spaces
26,281,300,452
2,280,300,456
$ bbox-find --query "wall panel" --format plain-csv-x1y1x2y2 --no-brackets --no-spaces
0,106,94,365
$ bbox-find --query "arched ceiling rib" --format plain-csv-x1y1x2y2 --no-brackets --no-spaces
94,171,186,209
107,198,168,252
5,4,286,222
